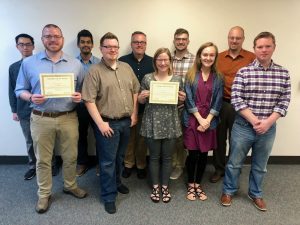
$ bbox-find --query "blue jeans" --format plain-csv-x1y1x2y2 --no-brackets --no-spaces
222,115,276,198
92,118,131,203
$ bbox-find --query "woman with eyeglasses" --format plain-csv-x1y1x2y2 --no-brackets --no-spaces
183,42,223,201
138,48,186,203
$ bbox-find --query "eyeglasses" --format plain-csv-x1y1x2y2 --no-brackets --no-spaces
132,41,146,45
156,59,170,63
175,38,188,41
17,43,33,48
101,45,119,50
228,36,243,41
42,35,63,40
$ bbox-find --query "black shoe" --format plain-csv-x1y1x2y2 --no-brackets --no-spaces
209,172,224,183
137,168,147,179
104,202,116,214
52,165,60,176
24,169,36,180
117,184,129,194
122,167,132,178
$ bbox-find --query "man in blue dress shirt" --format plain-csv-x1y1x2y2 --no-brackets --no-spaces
15,24,87,214
75,29,100,177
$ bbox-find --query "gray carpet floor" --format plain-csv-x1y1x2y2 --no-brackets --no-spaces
0,164,299,225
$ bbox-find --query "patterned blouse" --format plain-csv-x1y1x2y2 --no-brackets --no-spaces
140,73,183,139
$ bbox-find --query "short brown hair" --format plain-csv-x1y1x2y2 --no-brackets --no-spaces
253,31,276,47
153,48,172,75
174,28,189,37
100,32,119,46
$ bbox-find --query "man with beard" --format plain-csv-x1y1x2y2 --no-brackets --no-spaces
76,29,100,177
210,26,256,183
119,31,154,179
170,28,195,180
82,32,139,214
15,24,87,214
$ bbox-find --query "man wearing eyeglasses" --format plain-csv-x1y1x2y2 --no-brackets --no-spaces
210,26,255,183
15,24,87,214
9,34,36,180
82,32,139,214
75,29,100,177
119,31,154,179
170,28,195,180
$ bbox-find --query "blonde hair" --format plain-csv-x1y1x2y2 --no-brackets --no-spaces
186,42,220,84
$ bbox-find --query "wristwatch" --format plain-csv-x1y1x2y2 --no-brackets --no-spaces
29,95,33,103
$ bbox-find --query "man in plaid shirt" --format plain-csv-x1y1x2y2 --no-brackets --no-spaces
170,28,195,179
221,32,291,212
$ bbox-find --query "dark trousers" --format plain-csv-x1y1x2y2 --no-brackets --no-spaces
76,103,96,165
212,101,236,175
186,151,208,184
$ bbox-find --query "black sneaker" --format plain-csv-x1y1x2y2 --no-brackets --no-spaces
104,202,116,214
24,169,36,180
122,167,132,178
137,168,147,179
117,184,129,194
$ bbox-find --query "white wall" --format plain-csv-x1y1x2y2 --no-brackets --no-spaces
1,0,299,156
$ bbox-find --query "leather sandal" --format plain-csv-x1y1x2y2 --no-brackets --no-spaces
150,185,160,203
186,184,196,201
161,186,171,203
195,185,207,201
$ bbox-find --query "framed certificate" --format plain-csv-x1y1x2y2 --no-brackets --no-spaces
149,81,179,104
40,73,74,98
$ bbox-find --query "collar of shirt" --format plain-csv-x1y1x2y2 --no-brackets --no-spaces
224,48,250,59
172,50,192,60
39,50,68,63
129,52,146,62
252,59,274,70
101,57,119,71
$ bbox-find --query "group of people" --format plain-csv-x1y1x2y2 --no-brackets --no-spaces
9,24,291,215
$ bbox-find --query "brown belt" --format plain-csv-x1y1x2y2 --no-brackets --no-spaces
32,109,75,118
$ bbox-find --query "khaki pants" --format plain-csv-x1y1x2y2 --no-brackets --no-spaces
31,111,78,198
124,114,147,169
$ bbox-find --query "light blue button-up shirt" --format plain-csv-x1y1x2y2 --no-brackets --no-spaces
76,54,100,73
15,51,85,112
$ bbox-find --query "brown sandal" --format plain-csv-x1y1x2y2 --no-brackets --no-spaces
195,185,208,201
186,184,196,201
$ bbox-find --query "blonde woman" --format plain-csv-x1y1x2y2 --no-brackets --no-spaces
183,42,223,201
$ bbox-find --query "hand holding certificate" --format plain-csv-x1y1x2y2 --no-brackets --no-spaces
149,81,179,104
40,73,75,98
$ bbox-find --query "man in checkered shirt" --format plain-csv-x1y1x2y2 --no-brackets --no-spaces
170,28,195,180
221,31,291,212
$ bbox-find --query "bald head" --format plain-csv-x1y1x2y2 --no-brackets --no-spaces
227,26,245,52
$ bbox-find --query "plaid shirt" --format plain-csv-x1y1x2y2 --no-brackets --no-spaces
172,51,195,77
231,59,291,119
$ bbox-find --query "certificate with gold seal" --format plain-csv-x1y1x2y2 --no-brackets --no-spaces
40,73,74,98
149,81,179,104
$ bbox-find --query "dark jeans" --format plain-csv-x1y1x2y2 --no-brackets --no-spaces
92,117,131,203
76,103,96,165
145,138,176,186
212,101,236,175
186,151,208,184
20,118,36,169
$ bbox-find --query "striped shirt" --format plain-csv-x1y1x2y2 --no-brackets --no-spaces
231,59,291,119
172,51,195,78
